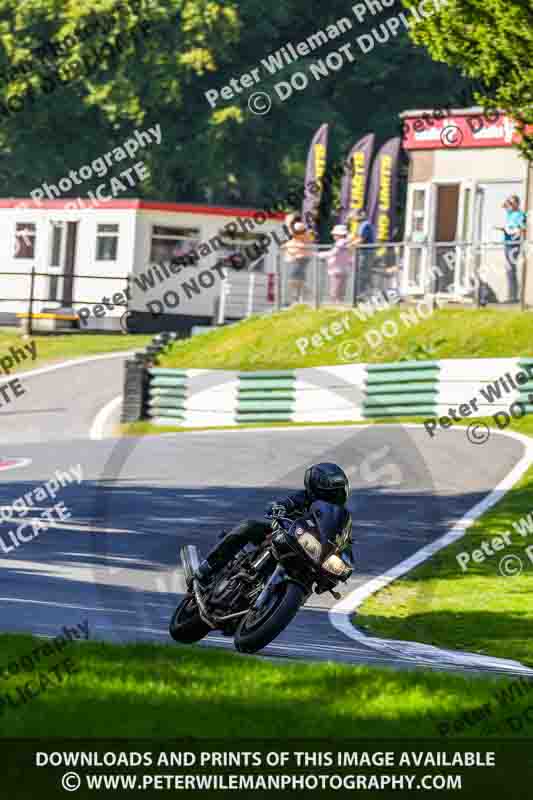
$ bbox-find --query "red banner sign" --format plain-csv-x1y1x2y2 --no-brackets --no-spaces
401,111,529,150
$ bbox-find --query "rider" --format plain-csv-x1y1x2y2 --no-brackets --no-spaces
195,462,353,586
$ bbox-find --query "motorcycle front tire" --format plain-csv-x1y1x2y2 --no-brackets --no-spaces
234,581,305,654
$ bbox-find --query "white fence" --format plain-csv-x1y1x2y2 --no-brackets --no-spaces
217,240,533,323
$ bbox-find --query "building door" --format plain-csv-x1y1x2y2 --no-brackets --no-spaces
456,182,475,294
403,183,430,295
432,184,460,294
48,221,78,307
62,222,78,306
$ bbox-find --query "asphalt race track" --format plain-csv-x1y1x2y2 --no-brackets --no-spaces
1,354,532,677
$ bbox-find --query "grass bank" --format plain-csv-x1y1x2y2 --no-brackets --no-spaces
0,632,529,739
155,306,533,371
0,328,151,373
357,415,533,666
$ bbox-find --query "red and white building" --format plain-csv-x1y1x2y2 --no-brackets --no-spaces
400,106,533,305
0,199,285,331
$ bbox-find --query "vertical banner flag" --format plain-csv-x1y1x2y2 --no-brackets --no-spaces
301,123,329,240
340,133,375,233
366,137,401,241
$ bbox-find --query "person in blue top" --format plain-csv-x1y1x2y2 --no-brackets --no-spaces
349,209,376,298
498,195,527,303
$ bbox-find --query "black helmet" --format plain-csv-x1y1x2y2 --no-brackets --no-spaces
304,462,350,506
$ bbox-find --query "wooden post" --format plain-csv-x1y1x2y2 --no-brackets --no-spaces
28,266,36,337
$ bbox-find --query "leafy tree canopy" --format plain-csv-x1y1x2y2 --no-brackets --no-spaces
0,0,483,207
404,0,533,160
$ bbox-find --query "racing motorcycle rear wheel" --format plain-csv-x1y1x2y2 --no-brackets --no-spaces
234,582,305,654
169,594,211,643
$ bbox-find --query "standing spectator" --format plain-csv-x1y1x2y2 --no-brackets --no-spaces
349,209,376,298
281,214,313,304
498,195,527,303
318,224,355,304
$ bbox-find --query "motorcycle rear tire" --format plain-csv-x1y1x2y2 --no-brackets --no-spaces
234,582,305,654
169,594,211,644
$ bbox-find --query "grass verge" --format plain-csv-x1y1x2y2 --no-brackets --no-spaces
357,415,533,666
0,328,151,373
0,633,530,739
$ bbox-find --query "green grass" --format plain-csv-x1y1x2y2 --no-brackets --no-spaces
0,328,151,373
121,419,373,436
154,306,533,371
0,633,529,739
357,414,533,666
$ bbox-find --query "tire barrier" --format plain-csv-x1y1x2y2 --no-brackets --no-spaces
516,358,533,415
121,348,533,428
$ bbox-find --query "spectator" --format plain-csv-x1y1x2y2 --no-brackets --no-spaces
281,214,313,304
349,209,376,297
318,223,355,304
498,195,527,303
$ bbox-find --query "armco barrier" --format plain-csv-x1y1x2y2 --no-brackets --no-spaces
363,361,440,418
121,350,533,427
147,369,189,424
515,358,533,415
237,371,296,424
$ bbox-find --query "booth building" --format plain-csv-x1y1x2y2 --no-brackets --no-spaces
400,106,533,306
0,199,285,332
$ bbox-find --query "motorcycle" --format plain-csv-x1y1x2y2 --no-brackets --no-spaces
169,500,353,654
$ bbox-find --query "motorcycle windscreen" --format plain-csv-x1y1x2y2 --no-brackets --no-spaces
309,500,347,555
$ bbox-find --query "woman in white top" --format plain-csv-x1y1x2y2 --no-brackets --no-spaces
318,224,355,303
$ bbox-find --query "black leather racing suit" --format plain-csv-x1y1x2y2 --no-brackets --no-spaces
203,490,353,573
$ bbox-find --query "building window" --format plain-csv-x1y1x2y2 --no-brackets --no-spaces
215,229,267,272
14,222,36,258
96,224,119,261
150,225,201,266
410,189,426,236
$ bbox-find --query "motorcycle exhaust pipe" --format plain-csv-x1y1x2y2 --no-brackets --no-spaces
180,545,200,587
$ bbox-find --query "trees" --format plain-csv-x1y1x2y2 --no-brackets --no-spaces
0,0,490,204
404,0,533,160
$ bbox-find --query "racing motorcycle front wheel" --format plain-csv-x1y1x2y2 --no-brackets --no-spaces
234,582,306,654
169,594,211,643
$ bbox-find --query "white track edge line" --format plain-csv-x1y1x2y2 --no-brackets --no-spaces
14,349,136,381
90,395,124,440
329,424,533,671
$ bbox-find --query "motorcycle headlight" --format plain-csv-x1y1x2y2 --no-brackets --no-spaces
297,531,321,562
323,554,352,579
